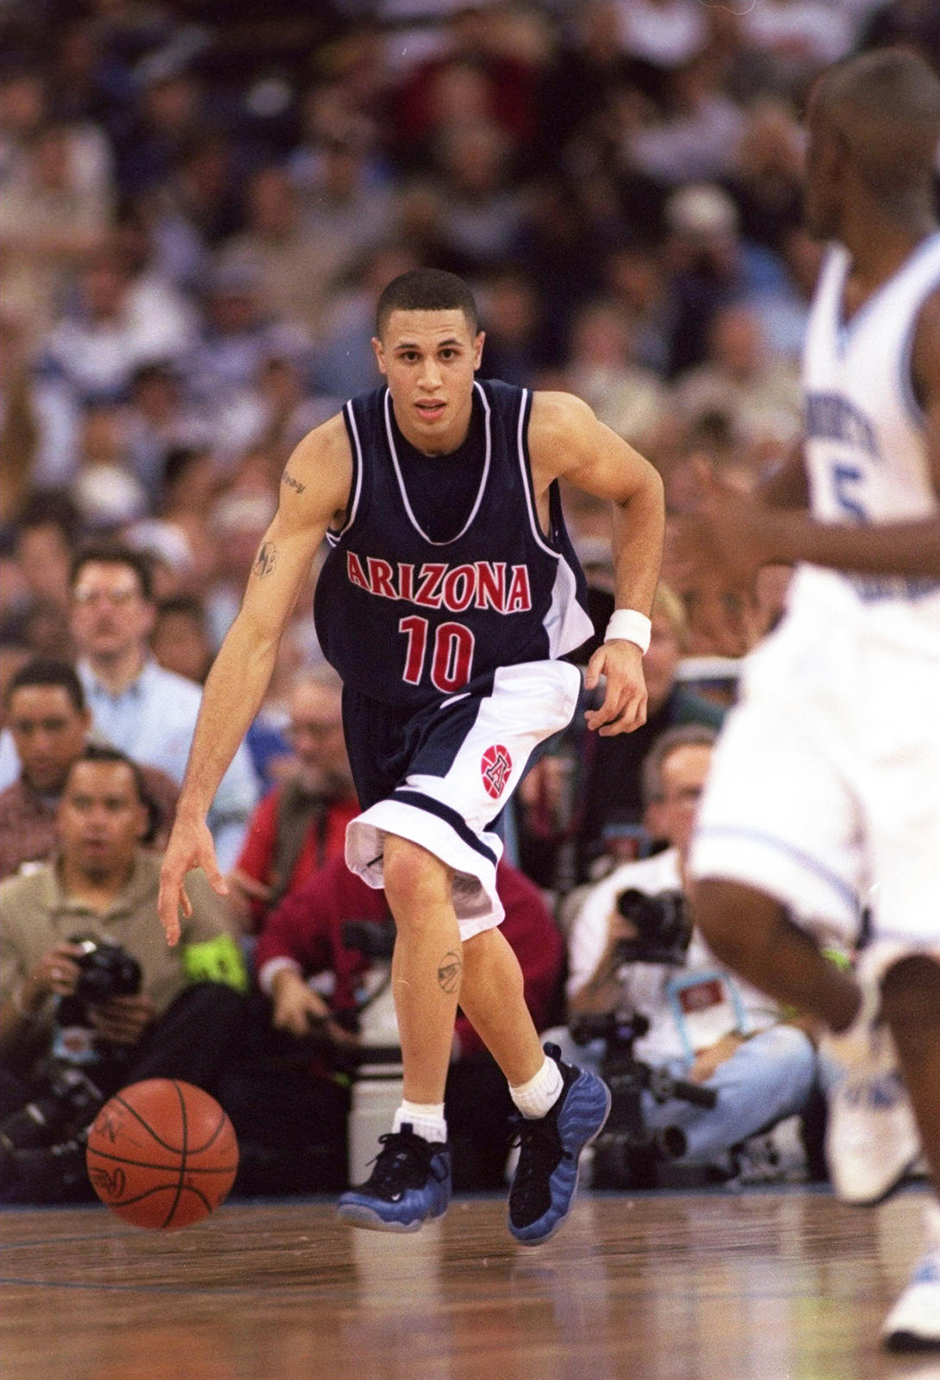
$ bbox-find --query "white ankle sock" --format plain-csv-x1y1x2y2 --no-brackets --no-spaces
510,1056,564,1119
393,1101,447,1144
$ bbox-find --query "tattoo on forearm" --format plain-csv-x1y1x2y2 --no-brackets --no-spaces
253,542,277,578
283,471,305,495
437,951,462,994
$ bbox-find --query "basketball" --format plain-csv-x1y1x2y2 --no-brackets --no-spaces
85,1079,239,1230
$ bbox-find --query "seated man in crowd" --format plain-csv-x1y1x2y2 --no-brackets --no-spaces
227,665,360,933
67,543,258,870
0,745,248,1202
227,853,564,1193
0,658,179,879
546,724,819,1183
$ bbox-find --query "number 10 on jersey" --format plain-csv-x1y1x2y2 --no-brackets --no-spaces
399,615,476,693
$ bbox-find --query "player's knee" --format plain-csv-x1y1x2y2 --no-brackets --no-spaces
688,879,751,969
382,837,451,918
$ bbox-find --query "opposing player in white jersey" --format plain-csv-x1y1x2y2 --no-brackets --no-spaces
684,49,940,1351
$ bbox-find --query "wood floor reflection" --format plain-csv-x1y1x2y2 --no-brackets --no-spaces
2,1188,938,1380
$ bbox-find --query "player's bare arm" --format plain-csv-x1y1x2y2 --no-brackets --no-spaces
529,390,665,737
691,290,940,583
157,414,353,945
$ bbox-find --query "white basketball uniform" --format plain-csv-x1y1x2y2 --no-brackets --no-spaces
688,231,940,967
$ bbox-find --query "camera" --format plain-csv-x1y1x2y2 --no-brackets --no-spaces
341,920,395,961
614,888,692,966
69,937,142,1006
570,1008,716,1191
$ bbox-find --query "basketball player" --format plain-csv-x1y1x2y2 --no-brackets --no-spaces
684,50,940,1349
157,267,665,1242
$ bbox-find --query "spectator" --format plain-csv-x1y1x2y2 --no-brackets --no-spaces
0,119,112,349
183,258,312,465
68,542,258,870
221,164,351,336
674,303,803,451
150,595,213,685
660,181,793,378
0,744,247,1202
229,666,359,932
563,297,670,453
0,658,180,880
546,724,818,1183
245,855,564,1191
9,491,79,623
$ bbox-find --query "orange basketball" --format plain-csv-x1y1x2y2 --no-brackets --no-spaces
85,1079,239,1230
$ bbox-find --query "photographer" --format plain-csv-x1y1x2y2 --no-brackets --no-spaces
0,745,248,1202
552,724,818,1180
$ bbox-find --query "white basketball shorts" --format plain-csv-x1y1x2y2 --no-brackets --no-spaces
345,659,582,940
688,602,940,956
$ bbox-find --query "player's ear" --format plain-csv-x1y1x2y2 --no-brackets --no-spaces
371,336,387,376
473,330,485,371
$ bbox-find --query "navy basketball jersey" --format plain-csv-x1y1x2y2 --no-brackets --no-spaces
314,379,594,709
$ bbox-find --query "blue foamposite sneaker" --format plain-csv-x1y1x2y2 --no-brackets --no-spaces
508,1044,611,1247
337,1124,452,1232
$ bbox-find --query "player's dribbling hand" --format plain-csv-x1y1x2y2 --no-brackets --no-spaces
157,816,227,947
584,639,648,736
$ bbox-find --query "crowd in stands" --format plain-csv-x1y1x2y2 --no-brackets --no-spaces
1,0,937,1200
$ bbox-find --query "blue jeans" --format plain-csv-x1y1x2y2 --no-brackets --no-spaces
546,1023,817,1165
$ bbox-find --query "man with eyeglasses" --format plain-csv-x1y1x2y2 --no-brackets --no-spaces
228,666,359,930
69,544,258,871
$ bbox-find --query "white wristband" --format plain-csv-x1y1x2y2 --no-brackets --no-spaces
604,609,652,654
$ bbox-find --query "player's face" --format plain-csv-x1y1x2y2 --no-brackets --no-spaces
7,685,90,794
372,309,484,455
57,760,148,882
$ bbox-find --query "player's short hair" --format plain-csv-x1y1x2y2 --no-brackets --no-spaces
375,268,479,337
816,48,940,203
642,723,717,807
5,658,86,713
70,542,155,604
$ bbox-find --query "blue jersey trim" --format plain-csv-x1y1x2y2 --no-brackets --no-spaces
392,788,500,865
694,824,860,913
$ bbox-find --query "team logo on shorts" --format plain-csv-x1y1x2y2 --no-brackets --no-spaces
481,744,512,799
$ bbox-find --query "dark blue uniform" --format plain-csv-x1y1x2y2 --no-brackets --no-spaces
317,379,592,935
314,379,592,713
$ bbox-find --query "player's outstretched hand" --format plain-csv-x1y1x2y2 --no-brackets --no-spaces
684,457,779,586
157,815,227,947
584,638,648,736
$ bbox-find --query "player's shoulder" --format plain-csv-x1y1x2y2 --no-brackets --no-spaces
291,408,353,467
528,389,597,453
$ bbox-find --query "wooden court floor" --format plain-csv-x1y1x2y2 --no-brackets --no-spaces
2,1186,938,1380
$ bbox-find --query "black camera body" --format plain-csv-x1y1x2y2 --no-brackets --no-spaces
571,1005,716,1191
614,888,692,967
54,937,142,1038
70,936,142,1006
